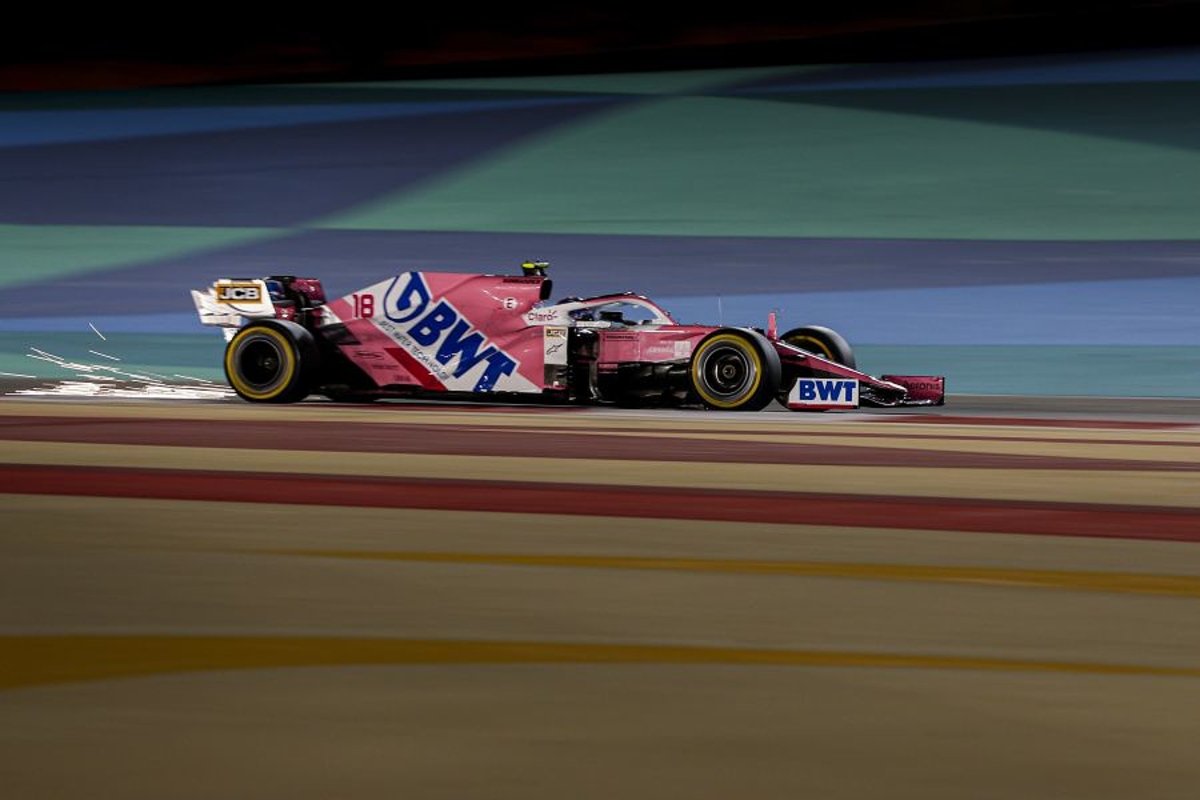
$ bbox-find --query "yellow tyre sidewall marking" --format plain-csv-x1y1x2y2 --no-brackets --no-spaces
691,333,763,409
786,334,833,360
226,326,297,401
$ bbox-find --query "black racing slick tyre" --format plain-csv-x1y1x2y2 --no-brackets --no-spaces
779,325,855,369
689,329,781,411
224,320,319,403
777,325,855,411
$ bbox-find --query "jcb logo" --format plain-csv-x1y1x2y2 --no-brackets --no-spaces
217,284,262,303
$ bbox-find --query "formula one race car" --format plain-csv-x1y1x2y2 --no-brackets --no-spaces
192,262,944,411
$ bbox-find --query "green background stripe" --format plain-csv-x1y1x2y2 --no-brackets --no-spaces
316,96,1200,240
0,226,283,290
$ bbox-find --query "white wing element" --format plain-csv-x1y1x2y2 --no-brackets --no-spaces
191,279,277,330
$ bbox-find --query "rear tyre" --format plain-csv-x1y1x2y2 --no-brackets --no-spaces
689,329,781,411
224,320,318,403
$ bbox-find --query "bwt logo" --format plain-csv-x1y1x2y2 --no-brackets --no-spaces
791,378,859,408
216,284,262,303
384,272,517,391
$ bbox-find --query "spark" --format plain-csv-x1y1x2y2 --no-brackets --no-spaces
9,338,233,401
26,353,64,364
88,323,107,341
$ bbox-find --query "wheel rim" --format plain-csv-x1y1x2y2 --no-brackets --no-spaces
240,338,284,388
228,329,295,399
697,343,756,401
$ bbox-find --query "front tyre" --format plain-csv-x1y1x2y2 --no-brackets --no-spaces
777,325,856,411
779,325,855,369
224,320,318,403
690,329,781,411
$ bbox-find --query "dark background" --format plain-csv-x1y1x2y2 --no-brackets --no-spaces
5,1,1200,90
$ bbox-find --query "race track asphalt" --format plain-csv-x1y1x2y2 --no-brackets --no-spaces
2,396,1198,799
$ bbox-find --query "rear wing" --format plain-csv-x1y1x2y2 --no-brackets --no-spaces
191,279,275,334
192,277,326,339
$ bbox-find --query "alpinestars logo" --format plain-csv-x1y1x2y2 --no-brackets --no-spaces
382,272,518,391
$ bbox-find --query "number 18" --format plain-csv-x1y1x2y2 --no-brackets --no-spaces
352,294,375,318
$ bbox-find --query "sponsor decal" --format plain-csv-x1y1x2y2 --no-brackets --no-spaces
215,283,262,303
789,378,859,409
524,309,562,323
544,327,568,365
881,375,945,401
896,380,941,391
381,272,519,391
643,340,692,360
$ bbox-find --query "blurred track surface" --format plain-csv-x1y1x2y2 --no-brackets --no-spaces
2,397,1199,799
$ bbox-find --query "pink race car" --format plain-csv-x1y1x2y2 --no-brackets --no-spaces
192,262,944,411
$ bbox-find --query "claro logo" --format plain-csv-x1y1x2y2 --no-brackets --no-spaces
216,284,262,303
383,272,518,391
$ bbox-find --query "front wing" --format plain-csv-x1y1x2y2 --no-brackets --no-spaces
773,341,945,409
